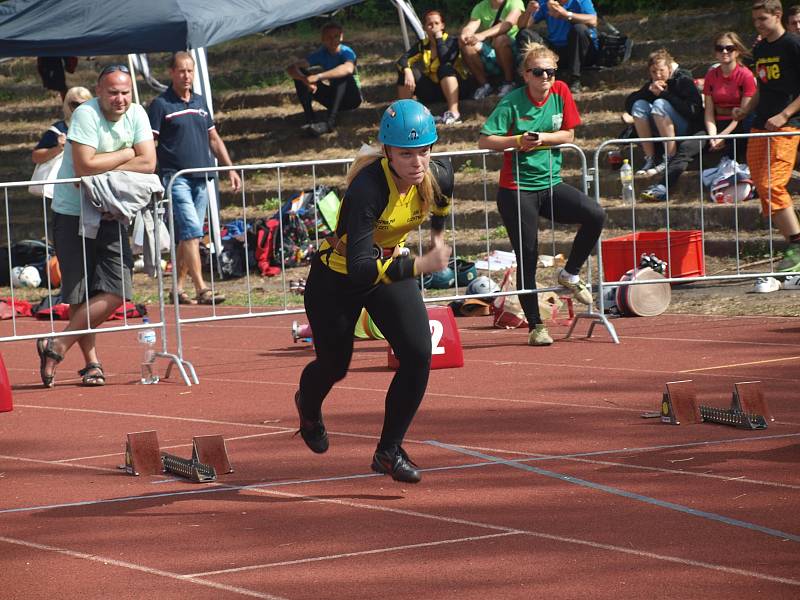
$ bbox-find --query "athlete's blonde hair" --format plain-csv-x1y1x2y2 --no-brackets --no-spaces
345,145,440,215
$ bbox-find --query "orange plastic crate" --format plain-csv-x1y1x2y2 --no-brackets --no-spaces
601,231,705,282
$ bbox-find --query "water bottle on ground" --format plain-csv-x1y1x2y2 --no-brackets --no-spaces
138,317,159,385
620,159,634,204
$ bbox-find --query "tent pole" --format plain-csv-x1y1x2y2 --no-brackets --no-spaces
127,54,140,104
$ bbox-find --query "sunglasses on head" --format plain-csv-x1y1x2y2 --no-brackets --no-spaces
715,44,736,53
97,64,130,81
527,67,556,78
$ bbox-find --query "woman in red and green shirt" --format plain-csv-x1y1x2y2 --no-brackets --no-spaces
479,43,605,346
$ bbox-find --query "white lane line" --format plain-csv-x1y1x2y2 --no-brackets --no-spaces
15,404,292,430
242,487,800,587
0,455,119,473
188,532,522,577
680,355,800,373
0,535,285,599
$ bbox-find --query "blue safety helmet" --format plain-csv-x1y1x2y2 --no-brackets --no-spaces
378,99,438,148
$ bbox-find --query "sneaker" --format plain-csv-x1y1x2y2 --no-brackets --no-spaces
557,269,593,305
753,276,781,293
646,157,669,177
438,110,461,125
777,245,800,273
635,156,657,176
473,82,493,100
528,324,553,346
293,391,329,454
782,274,800,289
371,445,421,483
641,184,667,202
306,121,332,137
497,82,515,97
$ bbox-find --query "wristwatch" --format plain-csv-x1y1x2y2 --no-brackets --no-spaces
567,11,574,22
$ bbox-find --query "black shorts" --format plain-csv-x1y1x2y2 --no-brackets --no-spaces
396,66,476,104
53,213,133,305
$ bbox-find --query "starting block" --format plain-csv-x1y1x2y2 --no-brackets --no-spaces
121,431,233,481
122,430,162,476
0,352,12,413
659,380,770,430
192,435,233,474
661,380,702,425
388,305,464,370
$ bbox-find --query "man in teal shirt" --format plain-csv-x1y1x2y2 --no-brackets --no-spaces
38,65,156,388
460,0,526,99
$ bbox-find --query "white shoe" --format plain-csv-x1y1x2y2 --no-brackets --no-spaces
473,83,493,100
439,110,461,125
753,277,781,293
781,275,800,290
497,82,515,97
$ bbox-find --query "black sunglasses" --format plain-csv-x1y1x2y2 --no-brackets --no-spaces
715,44,736,53
527,67,556,78
68,100,84,110
97,64,130,81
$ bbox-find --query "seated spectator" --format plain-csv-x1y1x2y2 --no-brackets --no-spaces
31,86,93,200
641,33,756,201
624,49,703,179
396,9,475,125
516,0,599,93
287,21,362,137
786,4,800,33
459,0,525,99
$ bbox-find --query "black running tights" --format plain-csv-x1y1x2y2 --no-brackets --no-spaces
299,257,432,452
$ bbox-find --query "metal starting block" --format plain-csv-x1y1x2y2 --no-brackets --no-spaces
192,435,233,474
658,380,770,429
121,430,162,476
698,405,768,430
161,452,217,483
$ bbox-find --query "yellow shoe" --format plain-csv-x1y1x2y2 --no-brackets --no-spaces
557,271,593,305
528,324,553,346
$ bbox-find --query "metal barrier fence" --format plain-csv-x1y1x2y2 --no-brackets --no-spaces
592,129,800,343
166,144,610,381
0,176,193,385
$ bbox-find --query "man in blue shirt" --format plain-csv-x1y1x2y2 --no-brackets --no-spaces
148,51,241,305
517,0,598,93
287,22,363,137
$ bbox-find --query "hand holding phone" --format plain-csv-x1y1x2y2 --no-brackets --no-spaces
525,131,539,142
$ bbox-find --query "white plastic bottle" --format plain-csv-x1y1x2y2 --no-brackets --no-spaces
620,158,634,204
138,317,159,385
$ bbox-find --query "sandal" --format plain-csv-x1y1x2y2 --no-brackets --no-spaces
169,289,197,305
36,338,63,388
196,287,225,305
78,362,105,387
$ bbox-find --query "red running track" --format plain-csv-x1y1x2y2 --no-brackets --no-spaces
1,309,798,599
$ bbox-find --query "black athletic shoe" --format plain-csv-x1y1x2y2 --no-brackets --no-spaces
293,391,328,454
371,445,421,484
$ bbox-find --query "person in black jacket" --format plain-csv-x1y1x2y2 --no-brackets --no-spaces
624,49,703,178
396,10,475,124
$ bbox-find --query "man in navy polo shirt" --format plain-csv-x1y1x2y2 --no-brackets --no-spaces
287,21,363,137
148,51,241,305
517,0,599,93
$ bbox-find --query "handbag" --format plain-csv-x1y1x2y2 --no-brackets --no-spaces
28,126,65,198
492,266,528,329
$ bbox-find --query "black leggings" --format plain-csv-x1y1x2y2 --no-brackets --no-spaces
496,183,606,325
299,256,432,452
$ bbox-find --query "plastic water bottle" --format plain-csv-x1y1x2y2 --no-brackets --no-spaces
138,317,159,385
620,159,634,204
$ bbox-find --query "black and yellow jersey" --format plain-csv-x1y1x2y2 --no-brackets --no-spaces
319,157,452,286
395,33,469,83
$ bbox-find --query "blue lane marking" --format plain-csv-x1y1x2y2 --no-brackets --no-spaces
428,440,800,543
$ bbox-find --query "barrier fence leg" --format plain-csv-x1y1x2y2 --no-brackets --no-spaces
565,309,619,343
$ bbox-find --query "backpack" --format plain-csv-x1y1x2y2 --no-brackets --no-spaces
252,217,281,277
271,212,314,269
596,18,633,68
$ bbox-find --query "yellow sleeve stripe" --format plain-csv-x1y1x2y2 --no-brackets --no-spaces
374,257,395,285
